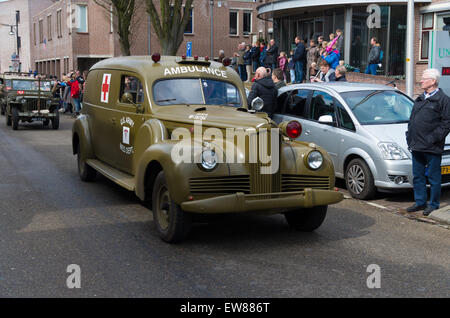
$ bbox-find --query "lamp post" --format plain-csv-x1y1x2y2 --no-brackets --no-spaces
210,0,214,59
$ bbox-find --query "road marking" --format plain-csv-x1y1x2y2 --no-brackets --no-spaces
366,202,389,210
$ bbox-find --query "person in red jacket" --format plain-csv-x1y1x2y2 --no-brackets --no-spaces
68,72,82,117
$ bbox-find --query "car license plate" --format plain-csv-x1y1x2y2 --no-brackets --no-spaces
441,166,450,174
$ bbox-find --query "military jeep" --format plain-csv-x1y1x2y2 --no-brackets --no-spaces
72,55,343,243
4,75,59,130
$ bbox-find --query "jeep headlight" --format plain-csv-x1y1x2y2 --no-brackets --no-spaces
307,151,323,170
378,142,409,160
201,149,218,170
21,99,26,104
46,99,52,106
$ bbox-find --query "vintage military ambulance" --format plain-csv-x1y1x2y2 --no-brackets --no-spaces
72,54,343,243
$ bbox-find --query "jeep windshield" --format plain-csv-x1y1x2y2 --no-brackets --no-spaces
153,78,242,107
12,80,52,91
341,90,414,125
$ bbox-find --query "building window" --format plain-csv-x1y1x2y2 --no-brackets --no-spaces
420,13,433,60
229,10,238,35
47,15,52,41
184,7,193,34
243,11,251,35
77,5,88,33
57,10,62,38
33,22,36,45
39,19,43,43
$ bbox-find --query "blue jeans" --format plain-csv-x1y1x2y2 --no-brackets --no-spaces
252,61,259,73
294,61,304,83
412,151,442,209
290,69,295,83
365,63,378,75
238,64,247,82
72,97,81,113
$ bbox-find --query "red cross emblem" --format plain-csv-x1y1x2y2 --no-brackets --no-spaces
101,73,111,103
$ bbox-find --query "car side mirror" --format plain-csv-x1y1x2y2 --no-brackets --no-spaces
251,97,264,111
318,115,334,124
121,92,134,104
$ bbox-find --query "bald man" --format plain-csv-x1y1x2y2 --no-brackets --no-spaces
247,67,278,118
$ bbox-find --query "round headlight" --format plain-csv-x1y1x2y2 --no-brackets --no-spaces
201,149,218,170
46,99,52,105
21,99,26,104
307,151,323,170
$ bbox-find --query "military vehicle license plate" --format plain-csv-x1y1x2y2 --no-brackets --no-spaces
441,166,450,174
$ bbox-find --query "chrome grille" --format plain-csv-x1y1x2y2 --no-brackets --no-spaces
189,175,250,194
281,175,330,192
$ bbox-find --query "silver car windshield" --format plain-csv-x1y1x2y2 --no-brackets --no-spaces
341,90,413,125
153,78,242,107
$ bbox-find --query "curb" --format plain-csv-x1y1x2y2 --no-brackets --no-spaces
428,206,450,225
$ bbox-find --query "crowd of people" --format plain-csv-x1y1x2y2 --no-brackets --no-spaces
32,70,87,118
226,29,384,85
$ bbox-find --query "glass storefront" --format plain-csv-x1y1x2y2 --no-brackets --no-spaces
274,5,407,76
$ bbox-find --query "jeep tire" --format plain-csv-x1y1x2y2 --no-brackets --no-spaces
284,205,328,231
51,111,59,130
152,171,192,243
11,107,19,130
77,142,97,182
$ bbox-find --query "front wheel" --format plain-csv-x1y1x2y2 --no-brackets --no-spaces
11,107,19,130
5,113,11,126
284,205,328,231
51,111,59,130
77,142,97,182
152,171,192,243
345,158,377,200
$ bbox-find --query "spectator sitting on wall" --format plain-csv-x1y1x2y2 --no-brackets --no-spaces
334,65,347,82
272,68,286,90
311,60,336,83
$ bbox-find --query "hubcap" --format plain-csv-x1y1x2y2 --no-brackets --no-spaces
348,164,365,194
156,186,171,230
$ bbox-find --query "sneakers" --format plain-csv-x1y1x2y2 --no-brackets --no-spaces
423,206,437,216
406,204,426,212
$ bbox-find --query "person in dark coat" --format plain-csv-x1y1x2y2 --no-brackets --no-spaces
334,65,347,82
247,67,278,118
406,68,450,216
250,41,260,73
365,37,381,75
266,39,279,71
293,36,306,83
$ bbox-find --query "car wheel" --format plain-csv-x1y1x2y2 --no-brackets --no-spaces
1,104,4,116
43,119,50,126
284,205,328,231
11,107,19,130
51,111,59,130
345,158,377,200
152,171,192,243
77,142,96,182
6,113,11,126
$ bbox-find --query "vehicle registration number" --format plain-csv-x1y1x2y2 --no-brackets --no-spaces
441,166,450,174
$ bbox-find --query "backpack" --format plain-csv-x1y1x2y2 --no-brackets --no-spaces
379,50,384,63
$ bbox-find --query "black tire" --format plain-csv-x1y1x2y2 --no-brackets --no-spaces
345,158,377,200
1,104,5,116
43,119,50,126
152,171,192,243
77,142,97,182
11,107,19,130
284,205,328,231
51,111,59,130
6,114,11,126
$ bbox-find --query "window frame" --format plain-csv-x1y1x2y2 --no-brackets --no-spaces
420,13,434,61
229,10,239,36
77,4,88,33
57,9,62,38
243,11,252,36
118,74,145,106
47,14,52,41
39,19,44,44
308,90,337,125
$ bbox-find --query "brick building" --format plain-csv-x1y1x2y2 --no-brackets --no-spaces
0,0,54,73
31,0,271,78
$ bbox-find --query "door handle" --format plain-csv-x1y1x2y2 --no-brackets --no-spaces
304,129,311,135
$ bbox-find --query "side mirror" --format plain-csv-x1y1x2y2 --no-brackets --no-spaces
121,92,134,104
251,97,264,111
318,115,334,124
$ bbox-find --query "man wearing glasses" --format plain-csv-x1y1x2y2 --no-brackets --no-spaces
406,69,450,216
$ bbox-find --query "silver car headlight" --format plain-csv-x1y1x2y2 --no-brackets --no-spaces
378,142,409,160
307,151,323,170
201,149,218,170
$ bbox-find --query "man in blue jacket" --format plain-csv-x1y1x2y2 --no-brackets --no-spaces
406,69,450,216
293,36,305,83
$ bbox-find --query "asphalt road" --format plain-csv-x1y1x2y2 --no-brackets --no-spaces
0,115,449,297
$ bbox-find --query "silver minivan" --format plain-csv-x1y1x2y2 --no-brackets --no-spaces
274,83,450,199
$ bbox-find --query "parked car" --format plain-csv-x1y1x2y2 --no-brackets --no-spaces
274,82,450,200
72,55,343,243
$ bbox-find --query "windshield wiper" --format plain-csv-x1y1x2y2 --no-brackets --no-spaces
351,90,383,111
156,98,177,103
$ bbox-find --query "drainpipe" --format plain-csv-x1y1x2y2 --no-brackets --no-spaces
405,0,415,97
